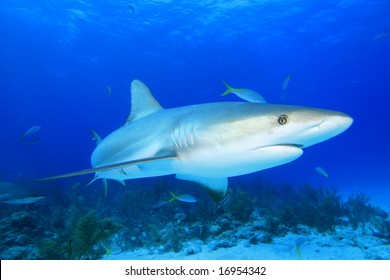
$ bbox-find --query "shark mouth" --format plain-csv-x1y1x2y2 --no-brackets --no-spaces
252,143,304,151
275,143,304,148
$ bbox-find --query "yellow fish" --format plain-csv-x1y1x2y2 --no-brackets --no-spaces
168,191,197,203
221,80,266,103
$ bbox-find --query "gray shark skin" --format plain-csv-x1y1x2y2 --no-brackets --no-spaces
0,181,46,205
36,80,353,200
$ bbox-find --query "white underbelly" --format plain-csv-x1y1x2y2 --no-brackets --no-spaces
172,145,303,178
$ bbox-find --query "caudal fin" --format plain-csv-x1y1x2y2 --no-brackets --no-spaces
221,80,234,96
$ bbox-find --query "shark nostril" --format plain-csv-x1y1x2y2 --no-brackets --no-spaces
318,115,353,130
315,117,333,130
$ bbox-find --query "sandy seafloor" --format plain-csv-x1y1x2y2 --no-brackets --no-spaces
107,230,390,260
106,189,390,260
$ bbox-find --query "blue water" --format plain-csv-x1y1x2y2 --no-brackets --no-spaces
0,1,389,260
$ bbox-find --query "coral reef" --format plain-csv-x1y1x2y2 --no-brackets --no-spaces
38,210,123,259
1,177,389,260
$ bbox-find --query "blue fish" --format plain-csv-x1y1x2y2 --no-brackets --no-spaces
315,166,329,178
20,125,41,140
168,191,197,203
282,75,291,90
221,80,267,103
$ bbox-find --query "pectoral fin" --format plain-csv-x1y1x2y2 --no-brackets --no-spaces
33,154,176,182
176,174,227,201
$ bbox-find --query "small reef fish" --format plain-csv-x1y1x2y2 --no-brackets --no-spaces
0,181,46,205
20,125,41,140
372,30,388,41
234,31,241,41
153,192,197,209
25,137,41,145
128,4,136,13
101,244,114,259
282,75,291,90
315,166,329,178
221,80,267,103
107,86,112,97
168,191,197,203
294,236,306,259
89,129,102,145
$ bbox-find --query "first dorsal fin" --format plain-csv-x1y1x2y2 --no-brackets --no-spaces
125,80,163,124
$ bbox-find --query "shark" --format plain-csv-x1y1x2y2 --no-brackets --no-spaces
35,80,353,200
0,181,46,205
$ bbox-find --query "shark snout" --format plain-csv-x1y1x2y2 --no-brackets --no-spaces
297,111,353,148
318,113,353,135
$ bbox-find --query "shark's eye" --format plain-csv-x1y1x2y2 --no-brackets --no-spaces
278,114,288,125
